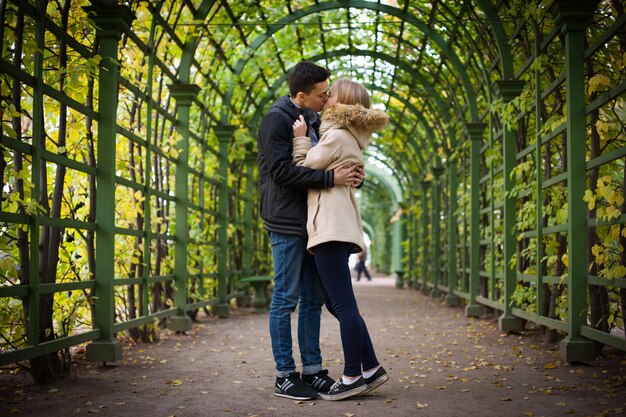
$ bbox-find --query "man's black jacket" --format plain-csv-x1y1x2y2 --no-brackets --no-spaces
256,96,334,237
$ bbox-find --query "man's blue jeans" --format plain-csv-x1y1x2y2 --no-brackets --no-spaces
269,232,324,377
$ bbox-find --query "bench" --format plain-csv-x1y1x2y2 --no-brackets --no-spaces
240,275,273,314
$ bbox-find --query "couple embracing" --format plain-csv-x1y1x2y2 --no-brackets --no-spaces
256,61,389,401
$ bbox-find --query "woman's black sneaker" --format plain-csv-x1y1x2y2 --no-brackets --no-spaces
302,369,335,393
274,372,319,400
319,377,367,401
361,366,389,395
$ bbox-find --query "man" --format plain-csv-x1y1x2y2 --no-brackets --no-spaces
257,61,364,400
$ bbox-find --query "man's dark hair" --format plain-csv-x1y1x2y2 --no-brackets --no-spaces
288,61,331,97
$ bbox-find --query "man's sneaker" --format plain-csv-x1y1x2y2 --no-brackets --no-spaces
302,369,335,393
274,372,319,400
361,366,389,395
319,377,367,401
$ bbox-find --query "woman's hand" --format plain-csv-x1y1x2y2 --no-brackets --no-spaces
293,115,308,137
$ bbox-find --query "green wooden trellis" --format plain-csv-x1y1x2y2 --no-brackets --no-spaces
1,0,625,375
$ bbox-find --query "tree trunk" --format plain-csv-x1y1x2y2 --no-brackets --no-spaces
31,0,72,383
85,42,98,322
0,0,7,198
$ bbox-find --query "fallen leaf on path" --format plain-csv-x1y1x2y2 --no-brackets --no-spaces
166,379,183,385
500,396,512,401
416,402,429,409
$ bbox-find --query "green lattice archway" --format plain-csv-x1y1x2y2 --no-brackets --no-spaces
1,1,625,383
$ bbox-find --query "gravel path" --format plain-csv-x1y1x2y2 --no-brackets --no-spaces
1,277,625,417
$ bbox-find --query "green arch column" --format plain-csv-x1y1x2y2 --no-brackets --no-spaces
392,206,405,288
431,165,444,298
168,84,200,332
495,80,525,333
407,194,419,289
446,158,460,307
550,0,599,362
363,164,404,283
84,4,135,362
465,123,486,318
420,181,431,295
213,124,236,318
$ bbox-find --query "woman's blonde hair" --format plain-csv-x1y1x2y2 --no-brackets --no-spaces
331,79,371,108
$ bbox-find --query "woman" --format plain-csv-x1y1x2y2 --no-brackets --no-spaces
292,79,390,401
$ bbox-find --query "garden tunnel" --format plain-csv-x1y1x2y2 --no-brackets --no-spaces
1,0,626,384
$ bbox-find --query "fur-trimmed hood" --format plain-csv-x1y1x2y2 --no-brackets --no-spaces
320,103,390,150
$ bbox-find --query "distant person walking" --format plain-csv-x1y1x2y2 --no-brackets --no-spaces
355,249,372,281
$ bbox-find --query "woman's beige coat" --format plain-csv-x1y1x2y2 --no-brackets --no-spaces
293,103,389,253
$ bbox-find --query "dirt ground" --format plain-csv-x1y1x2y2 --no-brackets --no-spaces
1,276,625,417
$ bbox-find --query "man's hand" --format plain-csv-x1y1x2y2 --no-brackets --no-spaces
333,161,365,187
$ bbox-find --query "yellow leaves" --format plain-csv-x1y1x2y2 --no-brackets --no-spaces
613,265,626,278
588,74,611,94
0,256,18,279
606,182,624,207
595,119,612,140
592,244,604,258
597,175,611,189
585,176,624,222
166,379,183,386
561,254,568,269
583,190,596,210
612,225,622,241
605,206,622,221
544,362,557,370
